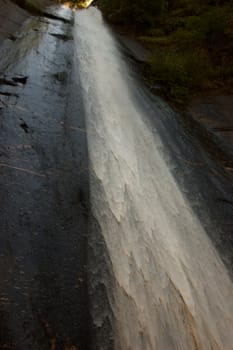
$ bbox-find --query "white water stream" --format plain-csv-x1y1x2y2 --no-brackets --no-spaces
74,7,233,350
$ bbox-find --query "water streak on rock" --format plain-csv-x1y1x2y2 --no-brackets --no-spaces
74,7,233,350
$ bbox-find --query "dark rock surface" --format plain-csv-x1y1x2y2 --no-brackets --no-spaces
0,0,54,43
188,94,233,163
0,0,28,43
0,6,90,350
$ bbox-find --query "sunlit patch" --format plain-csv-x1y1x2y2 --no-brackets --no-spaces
62,1,93,9
76,0,94,9
62,3,72,8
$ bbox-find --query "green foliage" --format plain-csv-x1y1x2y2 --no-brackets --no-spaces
170,28,200,47
95,0,233,102
96,0,166,29
202,8,228,41
167,0,206,16
185,7,228,42
149,50,212,100
163,18,185,35
145,28,165,36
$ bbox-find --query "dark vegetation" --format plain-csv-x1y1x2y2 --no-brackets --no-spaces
95,0,233,103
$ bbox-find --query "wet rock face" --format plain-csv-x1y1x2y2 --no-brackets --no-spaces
0,5,90,350
0,0,28,43
0,0,51,44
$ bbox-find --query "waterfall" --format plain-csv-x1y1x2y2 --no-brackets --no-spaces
74,7,233,350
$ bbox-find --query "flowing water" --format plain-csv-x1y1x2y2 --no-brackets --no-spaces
74,7,233,350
